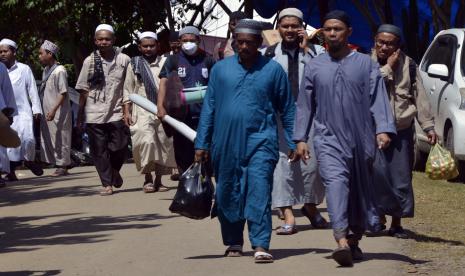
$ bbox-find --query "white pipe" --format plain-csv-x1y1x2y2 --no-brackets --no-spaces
129,94,197,142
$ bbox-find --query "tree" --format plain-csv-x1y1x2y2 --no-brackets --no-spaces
0,0,187,80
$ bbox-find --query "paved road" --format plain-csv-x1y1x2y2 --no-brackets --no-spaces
0,165,418,275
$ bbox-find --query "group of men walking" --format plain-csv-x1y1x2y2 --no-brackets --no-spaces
0,7,437,268
0,38,72,186
195,8,436,266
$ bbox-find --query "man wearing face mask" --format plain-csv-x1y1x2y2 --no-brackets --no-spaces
157,26,215,174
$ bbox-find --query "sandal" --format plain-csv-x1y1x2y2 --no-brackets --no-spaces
301,207,328,229
276,224,298,235
254,251,274,263
332,246,353,267
51,168,68,177
100,186,113,196
143,183,156,193
224,245,243,257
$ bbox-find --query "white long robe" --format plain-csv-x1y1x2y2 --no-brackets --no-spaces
123,56,176,174
6,62,42,162
40,65,72,166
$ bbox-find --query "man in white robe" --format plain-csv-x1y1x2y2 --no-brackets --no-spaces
123,31,176,193
0,38,43,180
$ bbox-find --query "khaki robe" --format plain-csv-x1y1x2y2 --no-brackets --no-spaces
123,56,176,174
40,65,72,166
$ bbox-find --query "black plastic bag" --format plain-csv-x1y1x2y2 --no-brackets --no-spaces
169,162,214,219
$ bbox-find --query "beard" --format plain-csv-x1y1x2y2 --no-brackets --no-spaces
327,41,345,53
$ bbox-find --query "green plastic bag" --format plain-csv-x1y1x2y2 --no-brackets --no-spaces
425,144,459,180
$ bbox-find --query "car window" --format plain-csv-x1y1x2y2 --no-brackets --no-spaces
421,34,457,81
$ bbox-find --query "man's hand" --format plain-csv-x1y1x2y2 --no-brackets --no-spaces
123,112,133,127
298,29,309,50
427,129,438,145
195,149,209,163
45,110,55,121
287,150,296,162
376,133,391,149
294,141,310,164
157,104,167,120
387,49,400,69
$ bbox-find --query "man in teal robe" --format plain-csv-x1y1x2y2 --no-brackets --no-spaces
194,19,295,263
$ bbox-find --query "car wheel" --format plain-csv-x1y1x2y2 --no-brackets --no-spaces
445,127,465,182
413,132,427,171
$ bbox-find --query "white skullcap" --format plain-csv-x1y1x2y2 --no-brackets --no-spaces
41,40,59,55
279,8,304,21
0,38,17,50
95,24,114,34
138,31,158,41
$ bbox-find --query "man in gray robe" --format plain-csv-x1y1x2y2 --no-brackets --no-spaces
261,7,327,234
293,10,396,267
371,24,437,238
39,40,72,176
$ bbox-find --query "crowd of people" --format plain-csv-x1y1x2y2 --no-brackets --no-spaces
0,7,438,267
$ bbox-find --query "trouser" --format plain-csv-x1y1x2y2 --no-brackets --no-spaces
214,146,276,251
218,207,272,251
172,117,198,174
373,126,414,218
317,146,373,241
86,121,129,187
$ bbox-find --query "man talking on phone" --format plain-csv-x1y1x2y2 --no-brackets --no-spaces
370,24,437,238
261,8,327,235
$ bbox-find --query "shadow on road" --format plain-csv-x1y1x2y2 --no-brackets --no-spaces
0,270,61,276
185,247,333,260
0,213,177,253
404,229,464,246
362,252,430,264
324,251,430,265
0,182,99,207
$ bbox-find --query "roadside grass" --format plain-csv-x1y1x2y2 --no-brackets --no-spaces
402,172,465,274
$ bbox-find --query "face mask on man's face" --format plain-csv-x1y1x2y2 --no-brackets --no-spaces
182,42,198,55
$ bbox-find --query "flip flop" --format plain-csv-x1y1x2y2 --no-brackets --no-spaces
254,251,274,264
51,168,69,177
276,224,298,235
99,186,113,196
332,246,353,267
224,245,243,257
301,207,328,229
143,183,156,193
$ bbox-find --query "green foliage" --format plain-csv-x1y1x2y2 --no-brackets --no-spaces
0,0,190,78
